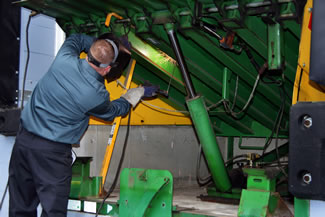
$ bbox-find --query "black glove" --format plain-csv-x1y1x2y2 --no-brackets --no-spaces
143,85,160,98
142,81,160,98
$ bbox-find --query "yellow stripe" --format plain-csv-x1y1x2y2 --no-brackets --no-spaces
292,0,325,105
99,59,136,191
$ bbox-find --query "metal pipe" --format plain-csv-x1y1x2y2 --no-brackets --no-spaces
202,25,223,41
165,23,196,98
187,96,232,192
164,23,231,192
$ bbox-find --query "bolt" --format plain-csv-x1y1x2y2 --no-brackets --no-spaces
17,37,20,41
303,173,312,185
16,71,19,74
308,8,312,13
303,116,312,128
302,63,306,68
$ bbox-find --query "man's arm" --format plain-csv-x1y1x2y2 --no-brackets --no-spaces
87,97,131,121
56,34,94,58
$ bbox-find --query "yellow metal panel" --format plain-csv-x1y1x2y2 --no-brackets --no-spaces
89,78,192,125
292,0,325,105
99,59,136,190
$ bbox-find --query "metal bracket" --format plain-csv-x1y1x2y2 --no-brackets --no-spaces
238,168,293,217
119,168,173,217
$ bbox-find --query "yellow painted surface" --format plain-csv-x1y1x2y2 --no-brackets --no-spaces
292,0,325,105
105,12,123,27
89,76,192,125
99,60,136,189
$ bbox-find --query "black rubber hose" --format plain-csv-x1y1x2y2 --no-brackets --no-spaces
21,11,38,109
95,110,131,217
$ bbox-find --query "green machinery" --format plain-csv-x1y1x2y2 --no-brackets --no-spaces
14,0,306,216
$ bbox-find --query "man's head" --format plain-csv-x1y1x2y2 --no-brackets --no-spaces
87,39,117,76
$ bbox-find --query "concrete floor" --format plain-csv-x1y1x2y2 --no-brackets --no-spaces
172,188,238,217
68,188,239,217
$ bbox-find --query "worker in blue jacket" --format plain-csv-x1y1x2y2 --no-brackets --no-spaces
8,34,157,217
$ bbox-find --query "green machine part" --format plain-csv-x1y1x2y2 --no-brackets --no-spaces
119,168,173,217
70,157,102,199
186,96,231,192
238,168,293,217
268,22,284,71
294,198,310,217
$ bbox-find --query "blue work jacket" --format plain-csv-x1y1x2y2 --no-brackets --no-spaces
21,34,130,144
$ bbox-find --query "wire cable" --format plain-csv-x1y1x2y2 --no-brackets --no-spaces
275,85,288,177
1,11,39,210
207,74,260,119
21,11,38,109
95,110,131,217
0,180,8,210
231,75,239,111
261,94,284,155
140,100,189,114
196,144,212,186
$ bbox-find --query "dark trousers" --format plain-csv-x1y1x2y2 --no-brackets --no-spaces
8,127,72,217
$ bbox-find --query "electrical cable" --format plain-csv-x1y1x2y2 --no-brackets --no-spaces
261,95,284,155
95,110,131,217
224,154,248,166
275,85,288,177
140,100,189,114
21,11,38,109
230,74,260,117
0,180,8,210
226,159,250,167
1,11,39,210
207,74,260,119
231,76,239,111
196,144,212,186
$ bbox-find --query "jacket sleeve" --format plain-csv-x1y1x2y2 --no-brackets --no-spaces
86,97,131,121
56,34,94,58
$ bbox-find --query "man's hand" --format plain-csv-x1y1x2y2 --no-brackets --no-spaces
143,85,159,98
121,87,144,107
121,81,160,107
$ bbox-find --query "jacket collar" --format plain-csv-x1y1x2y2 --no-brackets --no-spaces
81,59,104,83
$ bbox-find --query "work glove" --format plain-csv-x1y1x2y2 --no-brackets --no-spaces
143,85,160,98
142,81,160,98
121,87,144,107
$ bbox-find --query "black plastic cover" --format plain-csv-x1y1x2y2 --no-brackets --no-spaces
289,102,325,200
309,0,325,85
0,108,21,136
0,0,20,107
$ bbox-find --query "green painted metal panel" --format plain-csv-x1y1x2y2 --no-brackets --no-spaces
238,190,271,217
294,198,310,217
119,168,173,217
70,157,102,199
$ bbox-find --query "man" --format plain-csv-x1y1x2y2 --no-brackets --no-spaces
8,33,157,217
